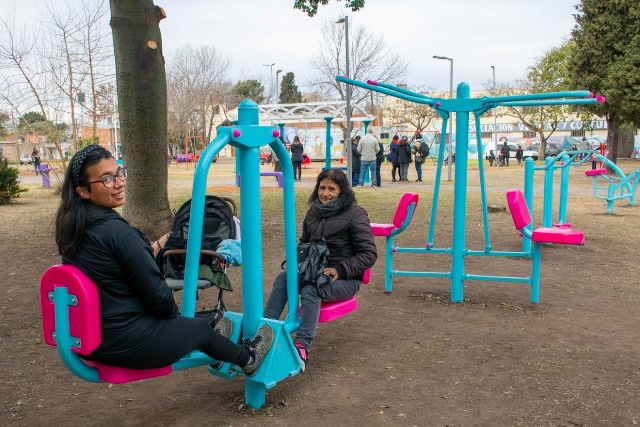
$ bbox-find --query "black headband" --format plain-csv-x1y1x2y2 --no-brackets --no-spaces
72,144,104,187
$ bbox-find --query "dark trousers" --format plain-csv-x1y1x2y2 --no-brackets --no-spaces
375,160,383,186
391,162,399,180
88,316,250,369
292,161,302,180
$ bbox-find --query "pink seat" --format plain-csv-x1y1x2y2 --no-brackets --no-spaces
585,168,607,176
506,189,584,246
370,192,419,237
40,264,172,383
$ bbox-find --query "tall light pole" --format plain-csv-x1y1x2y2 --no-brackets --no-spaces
433,55,454,181
275,69,282,104
336,16,352,185
491,65,497,150
262,62,276,103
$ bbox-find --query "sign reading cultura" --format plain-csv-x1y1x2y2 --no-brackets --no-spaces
469,119,608,133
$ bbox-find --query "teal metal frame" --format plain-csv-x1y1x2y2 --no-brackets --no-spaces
337,76,604,303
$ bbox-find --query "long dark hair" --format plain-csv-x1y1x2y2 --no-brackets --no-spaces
55,145,112,257
308,168,356,205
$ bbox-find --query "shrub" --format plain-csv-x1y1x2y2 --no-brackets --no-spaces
0,157,27,205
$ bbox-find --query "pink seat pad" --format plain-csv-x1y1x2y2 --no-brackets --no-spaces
318,298,358,323
86,361,172,384
370,223,395,237
585,168,607,176
531,227,585,245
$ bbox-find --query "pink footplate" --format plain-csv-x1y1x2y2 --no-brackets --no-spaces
531,227,585,245
585,168,607,176
371,223,395,236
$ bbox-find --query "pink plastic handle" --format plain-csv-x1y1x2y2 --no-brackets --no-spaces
233,129,241,138
435,102,441,107
596,95,606,103
367,79,378,86
272,130,280,138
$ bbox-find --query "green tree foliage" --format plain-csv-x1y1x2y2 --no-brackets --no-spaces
508,42,573,159
20,111,46,125
0,157,27,205
232,80,265,104
570,0,640,161
294,0,364,17
279,72,302,104
0,112,9,137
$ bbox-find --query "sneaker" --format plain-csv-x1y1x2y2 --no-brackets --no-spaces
294,341,309,372
213,317,233,339
241,324,274,376
371,185,376,188
359,185,364,188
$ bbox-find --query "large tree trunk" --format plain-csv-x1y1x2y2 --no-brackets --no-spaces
109,0,171,237
619,126,635,157
606,114,619,165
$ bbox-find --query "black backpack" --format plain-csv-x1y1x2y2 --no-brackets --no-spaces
419,142,429,157
156,195,237,290
296,238,331,289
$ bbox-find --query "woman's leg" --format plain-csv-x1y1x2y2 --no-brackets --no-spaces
264,271,289,320
93,316,251,369
391,163,398,181
376,161,382,186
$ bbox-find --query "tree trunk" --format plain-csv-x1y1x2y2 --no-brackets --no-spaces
606,114,619,165
619,126,635,157
109,0,171,237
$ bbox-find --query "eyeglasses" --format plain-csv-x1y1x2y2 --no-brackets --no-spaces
87,167,127,188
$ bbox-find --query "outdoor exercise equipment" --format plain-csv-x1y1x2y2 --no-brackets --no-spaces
42,99,361,410
337,76,603,303
584,155,639,214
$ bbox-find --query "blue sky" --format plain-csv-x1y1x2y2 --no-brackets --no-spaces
4,0,579,91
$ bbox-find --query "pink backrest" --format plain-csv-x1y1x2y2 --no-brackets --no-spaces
40,264,102,356
392,193,420,229
506,189,532,231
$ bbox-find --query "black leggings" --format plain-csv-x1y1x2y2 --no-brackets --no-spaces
292,161,302,180
91,316,250,369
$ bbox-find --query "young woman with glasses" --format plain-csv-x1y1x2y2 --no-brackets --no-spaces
54,144,273,374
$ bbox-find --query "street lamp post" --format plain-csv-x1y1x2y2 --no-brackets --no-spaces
433,55,454,181
336,16,352,186
275,69,282,104
491,65,497,150
262,62,276,103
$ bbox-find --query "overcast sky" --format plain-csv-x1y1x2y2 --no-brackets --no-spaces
5,0,579,92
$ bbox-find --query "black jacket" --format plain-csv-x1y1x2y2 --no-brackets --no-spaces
63,203,178,358
300,203,377,280
290,142,304,162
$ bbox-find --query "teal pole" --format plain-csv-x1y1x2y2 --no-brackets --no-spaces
558,154,570,225
523,158,534,253
450,83,470,302
474,113,491,252
363,119,371,134
278,123,285,142
543,157,554,228
236,100,265,408
427,118,449,248
324,117,333,170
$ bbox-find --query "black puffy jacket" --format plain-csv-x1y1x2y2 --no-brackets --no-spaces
300,202,377,281
63,203,178,358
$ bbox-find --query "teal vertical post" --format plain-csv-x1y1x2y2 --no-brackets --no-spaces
324,117,333,170
543,157,554,228
236,100,265,408
278,123,285,141
450,83,470,302
558,154,570,224
474,113,491,252
523,158,534,253
363,119,371,133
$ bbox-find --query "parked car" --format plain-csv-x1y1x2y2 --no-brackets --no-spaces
19,154,32,165
544,143,563,157
507,144,538,161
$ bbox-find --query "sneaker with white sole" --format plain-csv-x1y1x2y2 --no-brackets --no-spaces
294,341,309,372
241,324,274,376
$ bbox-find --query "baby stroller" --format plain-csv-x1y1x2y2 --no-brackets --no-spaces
155,195,240,327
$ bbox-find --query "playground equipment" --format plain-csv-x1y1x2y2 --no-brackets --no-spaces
41,99,370,410
584,156,639,214
506,189,585,303
337,76,604,303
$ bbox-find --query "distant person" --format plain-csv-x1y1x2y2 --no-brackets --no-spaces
375,139,385,187
579,137,589,161
290,136,304,181
388,135,400,182
410,133,427,182
32,149,41,175
515,144,523,166
357,129,380,188
486,150,496,166
500,138,510,167
397,136,411,182
351,137,361,186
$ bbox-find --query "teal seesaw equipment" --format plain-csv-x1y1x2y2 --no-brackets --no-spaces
337,76,604,303
584,157,639,214
41,100,368,410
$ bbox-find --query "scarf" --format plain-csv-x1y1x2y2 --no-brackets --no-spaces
311,193,354,219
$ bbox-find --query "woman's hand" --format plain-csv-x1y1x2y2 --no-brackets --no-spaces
323,267,339,281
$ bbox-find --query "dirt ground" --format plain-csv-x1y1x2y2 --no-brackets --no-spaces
1,159,639,426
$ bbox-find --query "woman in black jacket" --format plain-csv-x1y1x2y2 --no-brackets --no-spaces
264,168,377,371
54,145,273,375
290,136,304,181
397,136,412,182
